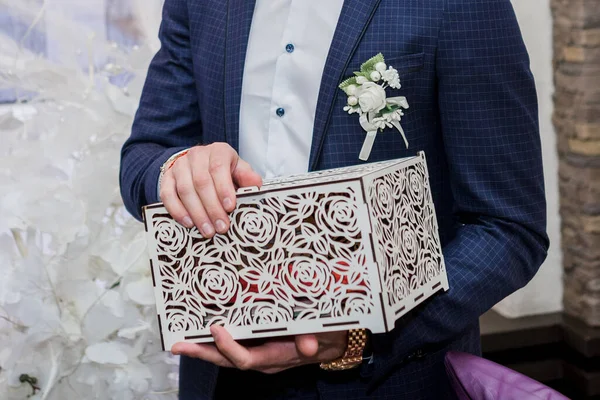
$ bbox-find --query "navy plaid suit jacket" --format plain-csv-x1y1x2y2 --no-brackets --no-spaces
120,0,549,398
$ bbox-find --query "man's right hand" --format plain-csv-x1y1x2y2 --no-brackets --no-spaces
159,143,262,238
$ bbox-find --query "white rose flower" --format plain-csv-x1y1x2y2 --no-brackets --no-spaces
355,82,387,113
375,62,387,72
356,76,369,85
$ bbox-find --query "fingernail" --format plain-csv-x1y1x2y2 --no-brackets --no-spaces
215,219,227,233
182,216,193,228
202,223,215,237
223,197,233,211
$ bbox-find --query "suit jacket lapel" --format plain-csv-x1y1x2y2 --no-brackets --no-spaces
224,0,256,152
309,0,383,170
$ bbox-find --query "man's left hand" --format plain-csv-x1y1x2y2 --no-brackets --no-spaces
171,326,347,374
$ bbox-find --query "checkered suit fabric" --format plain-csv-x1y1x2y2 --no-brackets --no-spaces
120,0,549,398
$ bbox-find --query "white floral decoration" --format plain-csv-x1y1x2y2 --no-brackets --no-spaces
340,53,409,161
0,1,177,399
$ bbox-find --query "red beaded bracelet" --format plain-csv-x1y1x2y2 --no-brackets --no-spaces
158,149,191,194
166,150,189,170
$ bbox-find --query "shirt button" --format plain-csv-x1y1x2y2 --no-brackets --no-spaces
276,107,285,117
285,43,295,53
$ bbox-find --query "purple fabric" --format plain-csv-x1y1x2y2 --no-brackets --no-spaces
444,351,570,400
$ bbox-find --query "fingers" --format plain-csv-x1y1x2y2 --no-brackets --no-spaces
210,326,253,370
312,331,349,362
171,342,235,369
171,156,214,237
210,326,302,374
294,334,319,358
160,169,194,229
162,143,258,238
187,152,229,235
232,158,263,190
209,147,238,213
171,328,350,374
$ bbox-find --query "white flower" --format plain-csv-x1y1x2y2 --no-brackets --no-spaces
382,67,401,89
338,53,410,159
118,322,151,339
392,109,404,121
371,117,387,130
343,105,361,115
126,277,156,306
85,342,128,365
355,82,387,113
0,2,179,398
370,71,381,82
375,62,387,72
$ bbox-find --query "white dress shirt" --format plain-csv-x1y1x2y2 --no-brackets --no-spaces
239,0,344,179
157,1,343,195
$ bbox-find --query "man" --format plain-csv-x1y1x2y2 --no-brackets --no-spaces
120,0,549,398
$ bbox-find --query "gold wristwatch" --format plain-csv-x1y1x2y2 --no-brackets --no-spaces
320,329,368,371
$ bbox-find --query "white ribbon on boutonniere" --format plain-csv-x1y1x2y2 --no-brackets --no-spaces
340,53,409,161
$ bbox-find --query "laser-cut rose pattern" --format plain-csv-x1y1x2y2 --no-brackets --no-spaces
152,186,374,332
149,158,445,343
368,163,444,310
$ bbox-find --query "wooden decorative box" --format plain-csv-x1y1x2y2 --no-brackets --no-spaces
143,152,448,350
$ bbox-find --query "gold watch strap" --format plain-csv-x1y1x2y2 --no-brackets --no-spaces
320,329,368,371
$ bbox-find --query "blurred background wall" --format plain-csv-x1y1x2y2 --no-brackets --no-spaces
495,0,563,318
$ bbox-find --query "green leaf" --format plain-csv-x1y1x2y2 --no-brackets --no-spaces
339,76,358,93
360,53,385,75
380,104,400,115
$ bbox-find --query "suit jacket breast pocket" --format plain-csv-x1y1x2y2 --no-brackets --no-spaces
384,52,425,74
343,52,425,83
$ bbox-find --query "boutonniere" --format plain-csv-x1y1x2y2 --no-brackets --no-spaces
340,53,409,161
